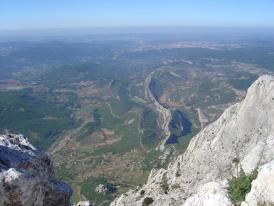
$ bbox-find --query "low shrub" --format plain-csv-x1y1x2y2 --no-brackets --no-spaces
140,190,145,195
142,197,154,206
227,168,258,205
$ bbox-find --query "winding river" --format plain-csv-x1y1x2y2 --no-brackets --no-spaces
144,70,172,151
144,69,192,151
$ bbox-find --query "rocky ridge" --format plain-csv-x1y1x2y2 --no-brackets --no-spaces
0,133,72,206
111,75,274,206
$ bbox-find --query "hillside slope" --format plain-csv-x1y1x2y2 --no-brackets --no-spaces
111,75,274,206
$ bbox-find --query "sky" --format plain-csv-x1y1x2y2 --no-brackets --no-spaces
1,0,274,30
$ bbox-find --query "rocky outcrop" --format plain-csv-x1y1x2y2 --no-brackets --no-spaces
95,184,108,194
242,160,274,206
184,159,274,206
111,75,274,206
183,181,233,206
74,201,93,206
0,133,72,206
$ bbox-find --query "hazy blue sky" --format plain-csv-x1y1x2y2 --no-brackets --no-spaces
1,0,274,30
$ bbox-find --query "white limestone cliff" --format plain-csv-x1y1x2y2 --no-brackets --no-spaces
111,75,274,206
183,181,233,206
0,133,72,206
241,160,274,206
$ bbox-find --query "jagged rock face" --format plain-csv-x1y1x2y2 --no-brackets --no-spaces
184,160,274,206
241,160,274,206
111,75,274,206
0,134,72,206
183,181,233,206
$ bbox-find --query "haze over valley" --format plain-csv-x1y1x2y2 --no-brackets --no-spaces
1,1,274,206
1,29,274,205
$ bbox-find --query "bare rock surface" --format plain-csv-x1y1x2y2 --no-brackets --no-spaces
74,201,94,206
111,75,274,206
0,133,72,206
95,184,108,194
183,181,233,206
241,160,274,206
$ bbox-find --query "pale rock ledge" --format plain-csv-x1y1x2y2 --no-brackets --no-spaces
241,160,274,206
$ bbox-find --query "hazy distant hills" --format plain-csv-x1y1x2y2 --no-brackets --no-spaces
0,35,274,204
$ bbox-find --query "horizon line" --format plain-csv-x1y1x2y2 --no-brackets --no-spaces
1,25,274,32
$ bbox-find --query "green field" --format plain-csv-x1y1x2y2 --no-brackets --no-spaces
0,90,76,150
